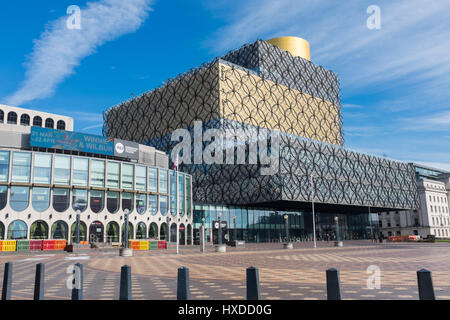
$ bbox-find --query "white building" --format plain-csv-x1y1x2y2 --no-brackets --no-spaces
379,164,450,238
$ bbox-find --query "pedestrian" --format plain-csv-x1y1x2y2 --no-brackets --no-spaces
374,233,378,243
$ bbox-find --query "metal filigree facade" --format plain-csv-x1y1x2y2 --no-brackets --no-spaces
103,40,418,212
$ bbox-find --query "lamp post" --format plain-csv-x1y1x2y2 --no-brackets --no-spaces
283,214,293,249
217,212,222,245
334,216,343,247
201,217,206,253
123,209,130,248
233,215,237,243
75,209,81,244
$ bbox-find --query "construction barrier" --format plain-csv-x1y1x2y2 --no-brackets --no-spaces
139,240,149,250
2,240,17,252
42,240,55,251
30,240,43,251
16,240,30,251
149,240,158,250
129,240,140,250
158,240,167,249
0,240,2,252
54,240,67,250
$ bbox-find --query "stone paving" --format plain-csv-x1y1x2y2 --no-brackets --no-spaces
1,241,450,300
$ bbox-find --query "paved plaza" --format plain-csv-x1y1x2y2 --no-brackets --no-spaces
1,241,450,300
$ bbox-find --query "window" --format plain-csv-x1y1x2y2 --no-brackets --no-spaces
33,153,52,184
11,152,31,183
54,155,71,185
32,187,50,212
7,112,17,124
148,167,157,192
136,166,146,191
107,162,120,188
122,192,133,213
0,151,10,182
160,195,168,216
136,194,146,214
149,195,158,215
0,186,7,211
170,171,177,216
0,109,3,123
45,118,54,128
121,164,134,189
56,120,66,130
53,188,70,212
90,160,105,187
51,221,68,239
7,220,27,240
33,116,42,127
72,189,88,212
106,191,119,214
159,169,168,193
73,158,88,186
90,190,104,213
10,186,30,212
20,114,30,126
178,173,185,216
30,220,48,240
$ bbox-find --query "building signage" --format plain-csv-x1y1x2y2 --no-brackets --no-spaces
213,221,227,229
30,127,114,156
114,139,139,160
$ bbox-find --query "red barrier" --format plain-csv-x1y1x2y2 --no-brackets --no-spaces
42,240,55,250
0,241,2,252
30,240,43,251
157,240,167,249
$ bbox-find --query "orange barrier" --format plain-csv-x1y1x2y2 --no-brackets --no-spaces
54,240,67,250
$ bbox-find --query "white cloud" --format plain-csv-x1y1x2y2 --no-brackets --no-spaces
6,0,153,106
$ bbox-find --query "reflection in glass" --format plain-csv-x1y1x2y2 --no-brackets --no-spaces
30,220,49,239
107,162,120,188
10,186,29,212
90,160,105,187
107,191,119,214
159,169,168,193
149,195,158,215
7,220,27,239
160,195,168,216
170,171,177,216
136,166,147,191
0,186,7,211
0,151,10,182
51,221,68,239
122,163,134,189
186,176,191,217
33,153,52,184
54,155,71,185
12,152,31,183
136,194,146,214
32,187,50,212
73,158,88,186
122,192,133,212
72,189,88,212
90,190,104,213
148,167,157,192
53,188,69,212
178,173,185,216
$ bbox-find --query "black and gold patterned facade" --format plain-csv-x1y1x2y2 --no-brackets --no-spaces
104,39,418,212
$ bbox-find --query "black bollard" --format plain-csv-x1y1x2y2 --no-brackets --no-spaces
417,269,435,300
34,263,45,300
326,268,342,300
246,266,261,300
71,263,83,300
2,262,13,300
177,267,190,300
119,265,132,300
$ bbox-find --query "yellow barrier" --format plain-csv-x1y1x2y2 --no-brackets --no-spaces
2,240,17,252
139,240,149,250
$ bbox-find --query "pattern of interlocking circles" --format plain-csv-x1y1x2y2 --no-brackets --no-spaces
103,39,418,211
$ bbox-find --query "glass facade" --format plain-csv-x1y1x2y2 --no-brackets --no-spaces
54,155,71,185
193,204,378,244
90,160,105,187
33,153,52,184
12,152,31,183
170,171,177,216
10,186,29,212
0,151,9,182
32,187,50,212
72,189,88,212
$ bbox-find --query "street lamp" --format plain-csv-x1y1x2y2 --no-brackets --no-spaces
123,209,130,248
75,209,81,244
233,215,237,243
166,216,170,242
284,214,289,242
217,212,222,245
334,216,343,247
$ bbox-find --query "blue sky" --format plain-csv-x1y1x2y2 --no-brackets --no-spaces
1,0,449,170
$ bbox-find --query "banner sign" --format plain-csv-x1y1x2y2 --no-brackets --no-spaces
30,127,114,156
114,138,139,160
